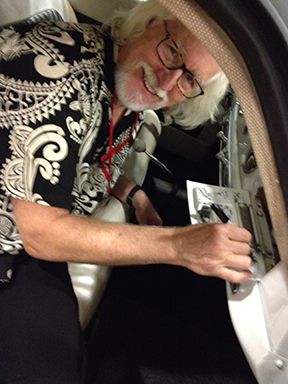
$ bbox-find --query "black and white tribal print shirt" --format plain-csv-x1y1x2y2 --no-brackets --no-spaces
0,21,143,282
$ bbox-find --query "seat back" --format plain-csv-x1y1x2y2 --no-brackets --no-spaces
0,0,77,27
69,110,161,328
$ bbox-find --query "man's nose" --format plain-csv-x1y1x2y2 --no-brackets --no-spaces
157,68,182,91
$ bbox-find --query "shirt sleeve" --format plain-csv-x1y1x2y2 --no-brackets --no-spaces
0,21,105,209
0,21,106,282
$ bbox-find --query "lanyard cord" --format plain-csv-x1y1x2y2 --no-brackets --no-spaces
100,110,140,190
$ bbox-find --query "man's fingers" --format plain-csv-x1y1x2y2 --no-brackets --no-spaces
219,267,252,284
229,240,251,256
226,224,252,243
226,254,252,271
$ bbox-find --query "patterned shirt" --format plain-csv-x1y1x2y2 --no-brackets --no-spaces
0,21,143,282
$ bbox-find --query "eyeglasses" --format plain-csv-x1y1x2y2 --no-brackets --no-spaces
156,21,204,99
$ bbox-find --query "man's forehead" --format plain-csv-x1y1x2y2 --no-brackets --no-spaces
168,19,201,53
167,18,221,80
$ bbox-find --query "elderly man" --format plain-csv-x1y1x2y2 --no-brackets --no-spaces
0,1,252,383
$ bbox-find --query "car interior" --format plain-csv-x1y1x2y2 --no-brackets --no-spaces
1,1,288,383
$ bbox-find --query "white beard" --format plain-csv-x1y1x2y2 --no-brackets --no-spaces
114,60,168,111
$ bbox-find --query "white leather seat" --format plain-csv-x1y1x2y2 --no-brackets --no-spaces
69,0,135,23
0,0,77,26
69,110,161,328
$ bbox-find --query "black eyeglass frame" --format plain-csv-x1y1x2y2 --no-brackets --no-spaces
156,20,205,99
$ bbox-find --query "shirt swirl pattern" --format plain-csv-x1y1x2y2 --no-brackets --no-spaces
0,21,143,282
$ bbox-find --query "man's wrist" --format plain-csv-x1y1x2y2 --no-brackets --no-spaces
126,184,142,207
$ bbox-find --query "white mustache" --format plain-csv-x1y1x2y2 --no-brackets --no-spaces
134,61,169,103
141,62,168,101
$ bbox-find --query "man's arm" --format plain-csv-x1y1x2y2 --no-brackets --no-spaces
11,198,252,284
111,175,162,226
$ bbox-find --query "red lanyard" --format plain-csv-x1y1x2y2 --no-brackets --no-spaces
100,110,139,191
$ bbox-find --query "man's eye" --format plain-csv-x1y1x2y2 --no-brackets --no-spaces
167,44,178,58
163,40,181,63
183,71,195,86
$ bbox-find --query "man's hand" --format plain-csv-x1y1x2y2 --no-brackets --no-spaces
132,189,163,226
173,223,252,283
111,176,162,226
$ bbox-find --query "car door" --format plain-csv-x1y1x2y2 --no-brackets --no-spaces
158,1,288,383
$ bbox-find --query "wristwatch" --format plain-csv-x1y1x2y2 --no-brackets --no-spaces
126,184,142,207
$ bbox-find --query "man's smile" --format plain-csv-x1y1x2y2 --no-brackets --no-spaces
143,71,157,96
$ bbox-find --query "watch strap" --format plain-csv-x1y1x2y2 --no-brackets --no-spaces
126,184,142,207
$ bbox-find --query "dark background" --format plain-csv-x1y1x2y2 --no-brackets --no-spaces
84,125,258,384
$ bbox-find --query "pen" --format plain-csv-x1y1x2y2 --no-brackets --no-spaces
210,203,230,223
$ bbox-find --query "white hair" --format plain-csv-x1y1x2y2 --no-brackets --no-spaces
109,0,229,129
163,71,229,128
